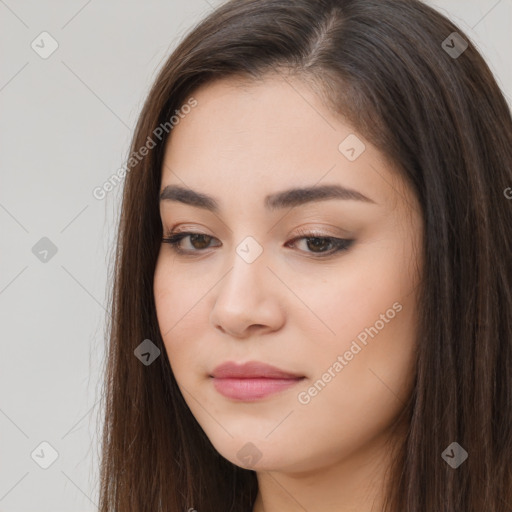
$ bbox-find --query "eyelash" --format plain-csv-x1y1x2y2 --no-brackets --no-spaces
161,228,354,258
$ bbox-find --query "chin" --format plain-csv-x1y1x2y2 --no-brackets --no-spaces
205,433,313,473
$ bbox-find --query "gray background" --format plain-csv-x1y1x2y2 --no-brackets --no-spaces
0,0,510,510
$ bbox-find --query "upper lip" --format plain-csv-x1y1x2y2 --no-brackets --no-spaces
210,361,304,379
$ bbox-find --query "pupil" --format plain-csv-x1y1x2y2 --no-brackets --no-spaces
191,234,210,249
307,237,330,252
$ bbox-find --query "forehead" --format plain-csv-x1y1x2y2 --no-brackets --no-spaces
160,75,410,215
165,75,340,161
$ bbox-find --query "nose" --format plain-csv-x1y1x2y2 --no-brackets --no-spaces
209,251,285,339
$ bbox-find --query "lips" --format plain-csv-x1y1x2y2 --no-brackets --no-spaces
210,361,303,379
210,361,305,401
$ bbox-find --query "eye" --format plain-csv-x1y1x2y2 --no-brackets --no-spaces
285,226,354,257
162,229,354,257
286,234,353,256
162,232,220,254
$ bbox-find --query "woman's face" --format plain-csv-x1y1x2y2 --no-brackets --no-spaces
153,74,423,473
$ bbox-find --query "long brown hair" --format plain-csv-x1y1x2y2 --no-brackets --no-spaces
97,0,512,510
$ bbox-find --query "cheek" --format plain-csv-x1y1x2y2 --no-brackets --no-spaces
289,290,417,471
153,256,206,377
293,236,419,414
297,236,419,353
153,250,210,331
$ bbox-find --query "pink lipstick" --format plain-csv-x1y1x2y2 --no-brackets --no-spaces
210,361,304,401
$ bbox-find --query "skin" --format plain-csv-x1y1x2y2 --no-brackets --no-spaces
153,73,423,512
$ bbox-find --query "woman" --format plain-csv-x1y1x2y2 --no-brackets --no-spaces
98,0,512,510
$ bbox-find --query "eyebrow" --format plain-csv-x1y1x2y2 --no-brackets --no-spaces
159,183,376,213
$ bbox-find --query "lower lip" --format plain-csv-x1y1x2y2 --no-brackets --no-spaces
212,377,304,401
